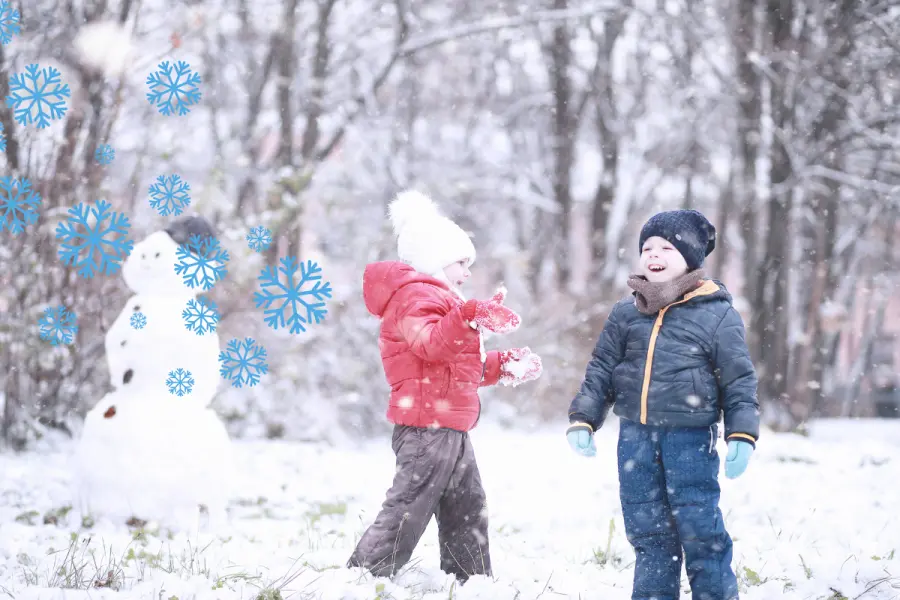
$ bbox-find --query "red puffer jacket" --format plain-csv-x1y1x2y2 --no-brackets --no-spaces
363,261,501,431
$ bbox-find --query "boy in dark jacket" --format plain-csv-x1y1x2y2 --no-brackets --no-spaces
566,209,759,600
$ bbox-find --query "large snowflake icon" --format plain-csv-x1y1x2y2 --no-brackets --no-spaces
174,234,229,290
0,176,41,235
246,226,272,253
182,297,219,335
219,337,268,388
95,144,115,165
254,257,332,334
166,368,195,396
130,312,147,329
38,305,78,346
148,174,191,216
146,60,202,117
56,199,134,279
0,2,21,46
6,64,71,129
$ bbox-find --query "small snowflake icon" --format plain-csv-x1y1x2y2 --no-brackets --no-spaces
182,297,219,335
38,305,78,346
219,337,268,388
246,226,273,253
146,60,202,117
174,234,229,291
254,257,332,334
95,144,115,165
130,312,147,329
0,176,41,235
166,368,195,396
148,174,191,217
6,64,71,129
0,122,6,152
0,2,21,46
56,199,134,279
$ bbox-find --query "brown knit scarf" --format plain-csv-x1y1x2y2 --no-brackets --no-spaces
627,269,706,315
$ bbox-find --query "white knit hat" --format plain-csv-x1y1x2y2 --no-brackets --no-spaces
388,190,476,277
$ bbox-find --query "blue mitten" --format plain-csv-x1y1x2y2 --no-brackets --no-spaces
566,424,597,457
725,440,754,479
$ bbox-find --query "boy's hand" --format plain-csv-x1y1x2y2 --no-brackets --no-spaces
498,347,542,386
462,296,520,334
566,423,597,457
724,440,754,479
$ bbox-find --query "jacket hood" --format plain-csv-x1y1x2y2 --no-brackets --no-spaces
362,261,450,317
689,278,733,304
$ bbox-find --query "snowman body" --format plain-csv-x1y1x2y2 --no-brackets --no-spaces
72,225,233,531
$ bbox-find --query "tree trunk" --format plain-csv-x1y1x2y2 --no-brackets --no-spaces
548,0,575,290
732,0,762,356
589,10,629,283
752,0,796,427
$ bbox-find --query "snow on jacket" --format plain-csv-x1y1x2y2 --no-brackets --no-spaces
568,279,760,445
363,261,501,431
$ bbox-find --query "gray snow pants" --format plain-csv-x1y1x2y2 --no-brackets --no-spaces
347,425,492,581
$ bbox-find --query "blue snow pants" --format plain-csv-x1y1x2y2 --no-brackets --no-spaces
617,418,739,600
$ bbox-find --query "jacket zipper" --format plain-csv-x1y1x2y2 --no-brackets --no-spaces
638,280,720,424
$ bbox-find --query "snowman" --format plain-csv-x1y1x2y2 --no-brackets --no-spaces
71,216,233,531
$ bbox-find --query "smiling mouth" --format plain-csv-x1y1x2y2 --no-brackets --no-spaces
648,265,666,272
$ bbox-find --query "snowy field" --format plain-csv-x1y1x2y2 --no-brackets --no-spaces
1,418,898,600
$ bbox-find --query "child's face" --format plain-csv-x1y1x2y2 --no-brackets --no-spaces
640,236,688,282
443,259,471,287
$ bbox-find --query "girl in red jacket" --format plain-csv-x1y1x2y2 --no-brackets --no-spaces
348,190,543,583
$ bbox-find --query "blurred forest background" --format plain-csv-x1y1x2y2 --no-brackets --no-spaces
1,0,899,449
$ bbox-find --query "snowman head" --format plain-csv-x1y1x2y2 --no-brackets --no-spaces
122,217,216,295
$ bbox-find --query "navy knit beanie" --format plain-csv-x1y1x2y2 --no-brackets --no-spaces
638,209,716,271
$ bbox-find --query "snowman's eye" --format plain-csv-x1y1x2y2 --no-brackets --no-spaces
133,305,140,311
155,252,160,258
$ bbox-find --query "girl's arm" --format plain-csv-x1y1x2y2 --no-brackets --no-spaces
394,283,479,363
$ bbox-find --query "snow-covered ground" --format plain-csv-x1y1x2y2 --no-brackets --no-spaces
1,418,898,600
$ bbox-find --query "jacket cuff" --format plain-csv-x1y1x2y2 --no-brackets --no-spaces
726,432,757,448
566,421,594,435
461,300,477,322
480,350,502,387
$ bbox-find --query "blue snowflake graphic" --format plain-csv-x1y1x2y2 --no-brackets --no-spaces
38,305,78,346
146,60,202,117
0,121,6,153
254,257,332,334
174,234,229,291
148,174,191,216
182,297,219,335
56,199,134,279
0,2,21,46
95,144,115,165
6,64,71,129
130,312,147,329
246,226,273,252
166,368,195,396
219,337,268,388
0,176,41,235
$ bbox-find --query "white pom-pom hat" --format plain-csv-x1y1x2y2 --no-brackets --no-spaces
388,190,476,277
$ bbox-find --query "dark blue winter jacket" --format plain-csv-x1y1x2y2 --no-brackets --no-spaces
568,279,760,446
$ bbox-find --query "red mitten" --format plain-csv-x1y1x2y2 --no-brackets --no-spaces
498,347,543,387
461,290,521,334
